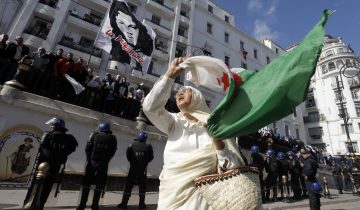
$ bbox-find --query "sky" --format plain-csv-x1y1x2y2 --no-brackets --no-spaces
211,0,360,53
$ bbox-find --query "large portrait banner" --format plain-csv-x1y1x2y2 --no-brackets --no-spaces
0,125,43,188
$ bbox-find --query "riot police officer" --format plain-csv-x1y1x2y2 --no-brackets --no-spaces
23,117,78,210
301,148,320,210
331,161,343,194
249,145,265,202
117,131,154,209
288,151,302,200
77,122,117,210
265,149,280,202
277,152,290,201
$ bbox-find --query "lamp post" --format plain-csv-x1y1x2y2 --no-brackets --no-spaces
335,61,360,165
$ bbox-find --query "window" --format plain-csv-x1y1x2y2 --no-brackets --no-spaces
224,56,230,66
276,48,279,54
325,50,334,57
356,106,360,117
151,15,161,25
207,23,212,34
240,41,244,51
308,127,323,139
254,49,258,59
266,56,270,64
308,111,320,122
241,62,247,69
178,26,186,37
341,124,354,133
293,107,297,117
352,89,359,99
225,15,229,23
306,97,316,107
285,125,290,137
336,60,344,69
296,129,300,139
79,37,93,48
180,10,187,17
321,65,327,74
338,107,348,118
175,48,184,57
338,48,344,53
225,32,229,43
25,17,53,40
208,5,213,13
328,62,336,71
335,90,344,101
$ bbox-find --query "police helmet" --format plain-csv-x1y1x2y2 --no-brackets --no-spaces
138,131,148,142
251,145,259,154
277,152,285,160
310,182,322,193
45,117,66,128
98,122,111,132
266,149,275,157
287,151,295,157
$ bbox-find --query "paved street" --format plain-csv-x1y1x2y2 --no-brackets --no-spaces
1,188,360,210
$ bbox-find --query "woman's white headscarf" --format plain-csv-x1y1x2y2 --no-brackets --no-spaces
179,86,211,124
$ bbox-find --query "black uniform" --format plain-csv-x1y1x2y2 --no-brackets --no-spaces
265,156,280,201
302,157,320,210
123,140,154,204
278,159,290,199
249,153,265,201
27,128,78,210
77,131,117,210
332,164,343,193
288,158,302,199
342,164,352,191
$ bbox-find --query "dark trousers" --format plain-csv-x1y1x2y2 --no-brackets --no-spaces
78,161,108,208
124,167,147,197
300,176,307,196
306,181,321,210
333,175,343,191
344,176,352,191
290,175,302,198
39,163,62,210
265,174,278,199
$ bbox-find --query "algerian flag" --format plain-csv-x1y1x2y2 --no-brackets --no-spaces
184,10,333,139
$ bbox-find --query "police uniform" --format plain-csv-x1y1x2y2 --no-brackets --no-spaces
278,157,290,200
288,157,302,199
77,130,117,210
265,155,280,201
302,151,320,210
332,163,343,194
118,137,154,209
249,153,266,202
24,125,78,210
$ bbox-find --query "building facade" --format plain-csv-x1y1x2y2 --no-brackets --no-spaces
303,35,360,155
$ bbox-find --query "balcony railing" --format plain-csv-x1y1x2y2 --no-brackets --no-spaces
39,0,59,8
59,38,102,57
69,12,102,26
144,18,171,31
152,0,174,11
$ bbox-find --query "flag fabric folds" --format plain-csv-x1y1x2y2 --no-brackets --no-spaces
95,0,156,72
65,74,85,95
186,10,332,139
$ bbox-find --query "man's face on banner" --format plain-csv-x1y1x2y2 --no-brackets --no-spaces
115,10,139,46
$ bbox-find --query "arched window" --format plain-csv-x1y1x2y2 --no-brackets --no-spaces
321,65,327,74
336,60,344,69
328,62,336,71
338,48,344,53
325,50,334,57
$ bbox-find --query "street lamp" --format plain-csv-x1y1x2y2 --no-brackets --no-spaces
335,61,360,165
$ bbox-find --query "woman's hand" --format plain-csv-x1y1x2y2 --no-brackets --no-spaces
165,57,187,79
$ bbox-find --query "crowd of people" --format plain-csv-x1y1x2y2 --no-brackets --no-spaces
0,34,147,120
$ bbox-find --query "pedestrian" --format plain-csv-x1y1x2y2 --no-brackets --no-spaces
342,163,352,191
117,131,153,209
301,148,320,210
332,161,343,194
77,122,117,210
265,149,279,202
287,151,302,200
249,145,266,202
23,117,78,210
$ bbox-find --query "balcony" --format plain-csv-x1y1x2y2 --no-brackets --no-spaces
143,19,172,38
67,14,100,35
179,15,190,26
77,0,110,11
182,0,192,9
153,49,168,63
177,34,188,45
22,33,47,49
36,1,58,19
146,0,174,18
59,37,102,57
